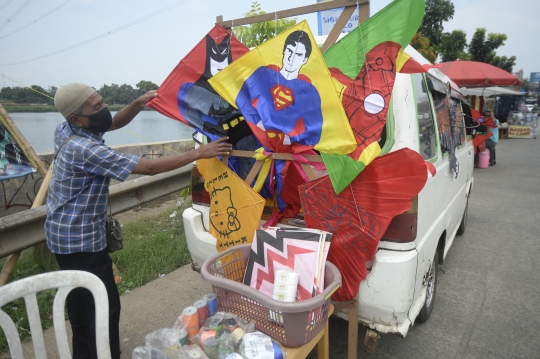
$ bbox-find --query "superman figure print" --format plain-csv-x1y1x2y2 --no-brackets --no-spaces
235,30,323,154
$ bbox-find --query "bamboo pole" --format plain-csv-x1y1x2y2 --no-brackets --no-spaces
320,5,357,53
217,0,368,29
0,162,53,286
0,104,48,177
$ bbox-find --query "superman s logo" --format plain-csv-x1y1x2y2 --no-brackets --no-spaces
271,84,294,111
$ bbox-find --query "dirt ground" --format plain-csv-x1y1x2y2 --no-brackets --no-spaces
114,193,187,223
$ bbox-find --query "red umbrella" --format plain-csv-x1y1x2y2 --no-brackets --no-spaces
436,60,521,87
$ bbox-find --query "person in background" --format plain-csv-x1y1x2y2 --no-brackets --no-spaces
482,110,499,150
46,83,232,359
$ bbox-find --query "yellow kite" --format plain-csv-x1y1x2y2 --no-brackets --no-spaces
209,21,356,155
196,157,265,252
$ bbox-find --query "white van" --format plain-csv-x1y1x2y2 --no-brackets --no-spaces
183,46,474,337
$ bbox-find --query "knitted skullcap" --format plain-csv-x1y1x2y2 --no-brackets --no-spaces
54,83,96,118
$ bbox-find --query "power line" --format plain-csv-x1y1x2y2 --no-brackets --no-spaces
0,0,73,40
0,0,191,66
0,0,17,12
0,0,34,32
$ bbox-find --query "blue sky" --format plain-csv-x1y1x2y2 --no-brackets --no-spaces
0,0,538,91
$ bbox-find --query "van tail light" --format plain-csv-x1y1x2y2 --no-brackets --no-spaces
191,166,210,206
381,197,418,243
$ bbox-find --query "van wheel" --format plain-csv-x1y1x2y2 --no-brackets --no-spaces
456,199,468,235
416,251,438,324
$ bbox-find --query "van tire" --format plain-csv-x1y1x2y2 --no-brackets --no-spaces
416,251,438,324
456,199,468,235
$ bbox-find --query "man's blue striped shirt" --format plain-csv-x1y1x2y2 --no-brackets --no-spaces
45,121,139,254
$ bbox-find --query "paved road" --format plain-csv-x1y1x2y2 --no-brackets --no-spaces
326,137,540,358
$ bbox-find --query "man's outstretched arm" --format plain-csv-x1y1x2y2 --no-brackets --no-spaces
131,137,232,176
109,90,158,131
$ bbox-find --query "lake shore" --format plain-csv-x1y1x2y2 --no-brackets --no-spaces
1,104,155,113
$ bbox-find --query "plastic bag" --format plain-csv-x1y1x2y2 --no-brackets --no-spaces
183,344,209,359
145,327,188,351
203,312,255,335
131,345,188,359
186,311,255,357
238,332,283,359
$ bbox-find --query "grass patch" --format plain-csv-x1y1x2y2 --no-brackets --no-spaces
0,197,193,354
112,200,193,294
3,104,57,112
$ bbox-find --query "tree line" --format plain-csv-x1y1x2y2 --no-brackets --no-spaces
412,0,516,72
0,80,158,106
237,1,517,74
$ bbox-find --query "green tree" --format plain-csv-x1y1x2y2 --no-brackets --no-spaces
439,29,469,62
0,85,54,104
233,1,297,47
490,55,516,73
136,80,158,94
98,83,133,105
467,28,515,72
410,33,437,63
418,0,455,50
467,28,506,63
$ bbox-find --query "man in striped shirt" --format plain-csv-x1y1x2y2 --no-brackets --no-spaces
46,83,231,359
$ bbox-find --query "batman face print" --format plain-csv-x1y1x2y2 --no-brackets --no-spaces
206,34,232,77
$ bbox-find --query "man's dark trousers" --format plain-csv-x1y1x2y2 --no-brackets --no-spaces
55,248,121,359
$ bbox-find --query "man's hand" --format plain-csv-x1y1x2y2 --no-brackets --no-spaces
136,90,158,109
110,90,158,130
131,137,233,176
196,137,233,159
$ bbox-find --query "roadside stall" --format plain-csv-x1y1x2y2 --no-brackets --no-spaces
438,62,523,167
460,86,527,139
438,60,522,122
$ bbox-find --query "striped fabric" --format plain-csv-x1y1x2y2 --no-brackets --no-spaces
45,121,139,254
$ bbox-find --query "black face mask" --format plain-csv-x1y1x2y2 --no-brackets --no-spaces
77,107,113,133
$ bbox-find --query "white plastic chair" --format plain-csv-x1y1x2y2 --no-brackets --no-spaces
0,270,111,359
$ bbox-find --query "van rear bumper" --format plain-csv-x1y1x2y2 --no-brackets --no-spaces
355,248,419,337
183,207,217,271
185,207,420,336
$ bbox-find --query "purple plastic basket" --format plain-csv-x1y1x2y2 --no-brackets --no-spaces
200,244,341,347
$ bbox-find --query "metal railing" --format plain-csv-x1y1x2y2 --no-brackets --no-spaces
0,165,193,259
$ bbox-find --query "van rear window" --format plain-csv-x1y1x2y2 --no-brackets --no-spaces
412,74,437,160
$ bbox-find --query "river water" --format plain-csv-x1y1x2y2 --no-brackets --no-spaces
9,111,194,153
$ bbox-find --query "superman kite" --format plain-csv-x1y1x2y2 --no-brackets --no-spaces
210,21,356,156
236,30,323,154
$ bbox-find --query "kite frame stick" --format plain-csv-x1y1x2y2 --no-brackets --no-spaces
216,0,368,29
320,5,357,53
230,150,324,162
231,150,321,183
244,160,264,185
